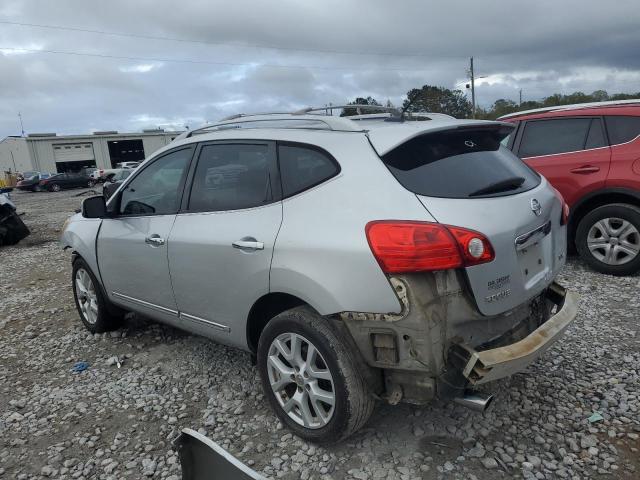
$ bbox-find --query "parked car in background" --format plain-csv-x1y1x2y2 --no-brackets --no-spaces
500,100,640,275
16,172,52,191
102,169,133,200
40,172,93,192
62,110,577,442
115,161,141,169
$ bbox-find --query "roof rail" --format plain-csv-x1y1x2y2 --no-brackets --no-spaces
291,104,401,116
499,99,640,120
173,105,456,141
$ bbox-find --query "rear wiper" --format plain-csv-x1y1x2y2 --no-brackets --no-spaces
468,176,525,197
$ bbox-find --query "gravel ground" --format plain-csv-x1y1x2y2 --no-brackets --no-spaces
1,189,639,480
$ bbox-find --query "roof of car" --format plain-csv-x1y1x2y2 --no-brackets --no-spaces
170,112,511,156
498,99,640,120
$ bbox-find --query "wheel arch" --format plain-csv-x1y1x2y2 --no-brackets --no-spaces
246,292,316,353
569,188,640,241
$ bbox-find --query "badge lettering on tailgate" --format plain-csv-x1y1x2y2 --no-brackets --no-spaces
485,289,511,303
487,275,510,291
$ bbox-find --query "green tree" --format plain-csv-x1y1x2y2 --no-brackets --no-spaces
341,96,385,116
402,85,472,118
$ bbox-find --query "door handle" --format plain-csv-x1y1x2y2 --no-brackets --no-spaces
232,239,264,250
570,165,600,174
145,234,165,247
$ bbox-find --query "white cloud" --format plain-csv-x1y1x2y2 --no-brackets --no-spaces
119,62,163,73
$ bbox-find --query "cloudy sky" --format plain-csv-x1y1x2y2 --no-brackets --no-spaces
1,0,639,137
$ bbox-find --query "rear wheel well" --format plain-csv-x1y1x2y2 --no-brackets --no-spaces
569,192,640,242
246,293,308,353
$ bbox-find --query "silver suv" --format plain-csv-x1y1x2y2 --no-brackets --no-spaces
61,109,578,443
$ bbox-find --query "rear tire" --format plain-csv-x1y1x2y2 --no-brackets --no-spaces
257,306,375,444
575,203,640,276
33,185,42,192
49,183,61,192
72,258,124,333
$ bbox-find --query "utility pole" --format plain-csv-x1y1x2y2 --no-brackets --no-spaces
519,89,523,106
469,57,476,119
18,112,25,136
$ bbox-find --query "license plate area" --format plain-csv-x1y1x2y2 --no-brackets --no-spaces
517,239,552,289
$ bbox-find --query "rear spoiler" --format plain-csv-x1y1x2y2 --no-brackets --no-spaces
175,429,265,480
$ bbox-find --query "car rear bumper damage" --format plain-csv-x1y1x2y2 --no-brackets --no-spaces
453,283,578,385
336,274,578,405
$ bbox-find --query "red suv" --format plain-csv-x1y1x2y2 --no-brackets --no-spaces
501,101,640,275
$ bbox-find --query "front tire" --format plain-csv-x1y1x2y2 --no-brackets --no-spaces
257,306,374,444
72,258,123,333
575,203,640,276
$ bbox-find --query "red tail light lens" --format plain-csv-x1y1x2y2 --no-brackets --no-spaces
365,221,494,273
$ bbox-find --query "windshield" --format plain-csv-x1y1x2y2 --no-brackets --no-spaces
381,126,540,198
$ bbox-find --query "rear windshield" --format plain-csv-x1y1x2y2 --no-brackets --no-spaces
381,127,540,198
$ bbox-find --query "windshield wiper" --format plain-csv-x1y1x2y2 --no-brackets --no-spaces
468,176,525,197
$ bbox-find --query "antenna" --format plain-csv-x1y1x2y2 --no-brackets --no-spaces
18,112,25,136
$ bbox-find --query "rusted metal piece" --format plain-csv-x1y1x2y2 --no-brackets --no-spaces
460,287,578,385
175,428,265,480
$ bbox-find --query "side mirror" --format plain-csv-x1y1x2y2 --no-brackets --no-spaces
82,195,107,218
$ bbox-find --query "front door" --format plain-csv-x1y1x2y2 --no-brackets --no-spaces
98,146,194,324
516,117,611,206
168,141,281,348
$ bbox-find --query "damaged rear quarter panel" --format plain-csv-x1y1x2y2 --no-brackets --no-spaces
339,270,538,376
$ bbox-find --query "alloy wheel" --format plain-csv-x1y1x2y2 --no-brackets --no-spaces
52,184,61,192
267,332,335,429
75,268,99,324
587,217,640,265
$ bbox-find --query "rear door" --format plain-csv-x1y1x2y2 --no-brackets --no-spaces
167,141,281,348
515,117,611,206
375,126,566,316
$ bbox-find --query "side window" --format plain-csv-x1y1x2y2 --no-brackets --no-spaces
278,144,339,197
519,118,591,157
119,148,191,215
188,143,273,212
584,119,606,149
605,116,640,145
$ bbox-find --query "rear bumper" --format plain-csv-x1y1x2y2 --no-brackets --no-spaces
457,283,578,385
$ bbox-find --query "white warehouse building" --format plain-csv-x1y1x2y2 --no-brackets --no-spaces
0,129,182,174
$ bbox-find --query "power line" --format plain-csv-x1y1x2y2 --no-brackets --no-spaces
0,46,430,72
0,19,432,59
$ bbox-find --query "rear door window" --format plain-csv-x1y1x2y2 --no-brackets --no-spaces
278,144,340,198
605,116,640,145
188,143,277,212
381,127,540,199
518,118,592,157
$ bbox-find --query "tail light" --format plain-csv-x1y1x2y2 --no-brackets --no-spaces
365,221,494,273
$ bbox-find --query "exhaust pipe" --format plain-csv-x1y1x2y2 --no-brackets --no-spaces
454,390,494,412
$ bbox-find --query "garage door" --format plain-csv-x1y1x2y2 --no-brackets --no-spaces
53,143,95,162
